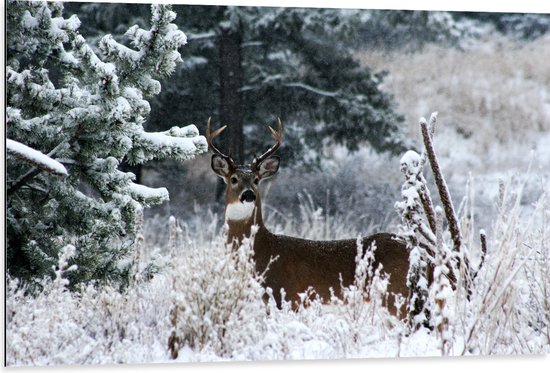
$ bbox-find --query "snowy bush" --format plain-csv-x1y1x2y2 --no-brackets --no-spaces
395,148,433,329
167,224,267,358
6,1,207,285
6,258,172,366
395,112,550,356
458,178,550,355
328,237,400,351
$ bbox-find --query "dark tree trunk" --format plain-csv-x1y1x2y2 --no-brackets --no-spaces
217,24,244,200
219,25,244,164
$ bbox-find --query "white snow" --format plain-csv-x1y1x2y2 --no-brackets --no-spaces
128,182,169,202
140,132,191,149
166,27,187,46
101,34,143,66
63,15,81,31
401,186,420,208
165,124,200,138
59,51,79,66
22,11,38,29
400,150,421,174
7,139,67,176
137,130,206,156
112,96,132,120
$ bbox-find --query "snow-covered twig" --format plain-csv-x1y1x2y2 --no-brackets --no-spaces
283,82,339,98
7,139,69,197
7,139,67,177
431,206,454,356
396,150,437,246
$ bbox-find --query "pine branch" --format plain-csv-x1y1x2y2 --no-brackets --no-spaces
7,139,68,197
283,82,339,98
7,168,42,197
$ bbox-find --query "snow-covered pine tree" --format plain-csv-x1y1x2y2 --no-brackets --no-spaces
141,5,409,165
6,1,207,286
357,10,481,51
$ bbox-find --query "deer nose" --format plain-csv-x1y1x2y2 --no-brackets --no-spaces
241,190,256,203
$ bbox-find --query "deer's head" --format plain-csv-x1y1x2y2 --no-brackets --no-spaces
207,118,283,222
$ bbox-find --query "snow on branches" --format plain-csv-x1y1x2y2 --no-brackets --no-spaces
395,112,499,353
6,1,206,285
99,5,187,94
395,112,466,333
7,139,67,177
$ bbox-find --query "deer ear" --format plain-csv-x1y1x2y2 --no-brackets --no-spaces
211,155,232,180
257,156,280,180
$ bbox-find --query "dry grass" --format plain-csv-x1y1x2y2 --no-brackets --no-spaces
357,36,550,170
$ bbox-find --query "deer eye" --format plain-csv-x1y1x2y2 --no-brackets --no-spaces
254,178,260,185
230,176,238,185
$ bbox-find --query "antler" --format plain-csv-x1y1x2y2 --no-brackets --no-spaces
206,117,235,167
251,118,284,170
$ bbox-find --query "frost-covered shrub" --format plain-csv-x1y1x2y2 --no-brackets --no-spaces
6,1,206,285
458,179,550,355
395,148,433,329
394,111,550,356
5,240,175,366
430,207,455,356
167,225,267,358
329,237,398,350
5,245,97,366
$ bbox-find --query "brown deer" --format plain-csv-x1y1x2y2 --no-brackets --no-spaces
207,118,414,315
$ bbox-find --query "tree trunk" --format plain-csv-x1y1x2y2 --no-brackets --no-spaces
219,25,244,164
217,24,244,200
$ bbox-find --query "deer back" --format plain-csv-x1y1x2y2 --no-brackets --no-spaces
254,227,411,314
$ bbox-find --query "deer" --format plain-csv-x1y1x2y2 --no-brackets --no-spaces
206,118,417,316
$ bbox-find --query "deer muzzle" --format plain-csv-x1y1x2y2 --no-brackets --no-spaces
240,190,256,203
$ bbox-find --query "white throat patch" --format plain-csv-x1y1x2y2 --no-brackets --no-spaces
225,201,256,221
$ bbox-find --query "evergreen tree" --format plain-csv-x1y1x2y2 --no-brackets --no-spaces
357,10,481,51
6,0,207,286
145,5,409,165
452,11,550,40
